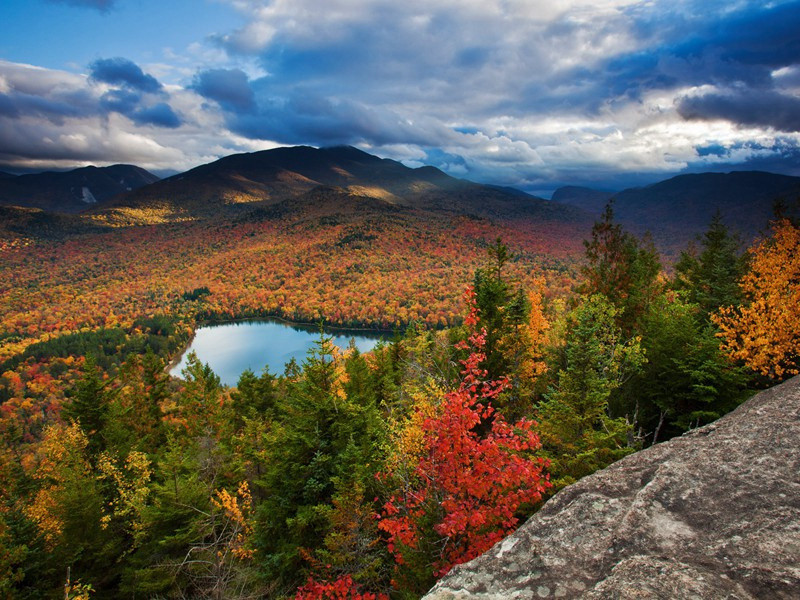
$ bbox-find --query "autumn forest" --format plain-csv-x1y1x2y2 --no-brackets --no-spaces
0,147,798,600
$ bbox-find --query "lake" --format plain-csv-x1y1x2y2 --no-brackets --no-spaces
170,319,387,386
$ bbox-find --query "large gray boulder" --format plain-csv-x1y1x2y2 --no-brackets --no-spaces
424,377,800,599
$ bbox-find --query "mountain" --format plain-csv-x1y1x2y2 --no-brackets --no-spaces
425,376,800,600
555,172,800,246
613,171,800,237
0,164,159,214
97,145,579,224
551,185,616,213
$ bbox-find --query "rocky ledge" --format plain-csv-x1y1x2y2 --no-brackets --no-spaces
424,377,800,599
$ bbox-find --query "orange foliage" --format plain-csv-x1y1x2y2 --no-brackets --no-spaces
714,219,800,379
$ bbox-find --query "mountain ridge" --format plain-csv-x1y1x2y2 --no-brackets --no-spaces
95,145,571,224
553,171,800,244
0,164,159,214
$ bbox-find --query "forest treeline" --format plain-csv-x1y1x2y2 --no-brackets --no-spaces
0,209,798,599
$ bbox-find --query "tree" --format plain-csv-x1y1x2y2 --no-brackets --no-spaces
625,292,747,443
714,218,800,380
255,335,385,591
537,294,644,491
63,356,111,457
581,204,661,334
175,352,223,439
674,211,746,318
379,293,550,594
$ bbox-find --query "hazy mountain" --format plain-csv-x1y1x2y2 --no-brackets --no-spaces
616,170,797,226
98,145,580,224
553,171,800,247
551,186,616,213
0,165,159,213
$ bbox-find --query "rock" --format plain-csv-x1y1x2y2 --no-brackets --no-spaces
424,377,800,599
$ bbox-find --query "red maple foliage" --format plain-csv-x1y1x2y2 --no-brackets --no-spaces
294,575,388,600
379,288,550,579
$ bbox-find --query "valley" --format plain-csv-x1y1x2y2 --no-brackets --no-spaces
0,144,797,599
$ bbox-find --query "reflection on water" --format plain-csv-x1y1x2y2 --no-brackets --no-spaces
170,319,385,386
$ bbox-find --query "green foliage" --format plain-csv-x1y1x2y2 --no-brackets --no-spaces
0,315,184,374
624,292,748,442
472,239,535,417
118,437,210,596
581,204,661,334
180,287,211,302
63,356,111,457
674,211,747,319
537,294,644,490
254,336,386,592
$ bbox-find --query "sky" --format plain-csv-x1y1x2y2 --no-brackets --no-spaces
1,0,800,194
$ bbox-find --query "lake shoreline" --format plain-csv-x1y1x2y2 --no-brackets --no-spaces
194,314,397,336
167,317,390,384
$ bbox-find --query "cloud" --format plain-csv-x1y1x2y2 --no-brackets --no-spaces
89,57,163,93
45,0,115,11
5,1,800,190
678,90,800,133
131,102,182,128
191,68,256,112
0,61,218,172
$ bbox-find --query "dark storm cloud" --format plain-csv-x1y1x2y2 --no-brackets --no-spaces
99,88,141,114
678,90,800,133
89,57,163,93
631,1,800,89
515,1,800,117
0,89,100,124
227,92,454,148
130,102,182,128
191,69,256,112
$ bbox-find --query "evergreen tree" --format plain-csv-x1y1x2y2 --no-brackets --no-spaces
581,204,661,334
674,211,746,319
64,356,111,457
254,335,385,591
537,295,644,491
626,292,747,443
472,238,531,394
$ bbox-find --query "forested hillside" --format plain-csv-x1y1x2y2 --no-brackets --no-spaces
1,177,796,597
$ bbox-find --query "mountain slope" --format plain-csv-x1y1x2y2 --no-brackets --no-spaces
612,171,800,236
551,185,616,213
97,145,577,224
0,164,159,213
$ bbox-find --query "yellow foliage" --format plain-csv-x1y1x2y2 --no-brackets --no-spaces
96,451,152,539
211,481,255,560
25,423,91,545
384,377,443,478
714,219,800,379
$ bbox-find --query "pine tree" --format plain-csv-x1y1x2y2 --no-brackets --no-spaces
64,356,110,457
537,295,644,490
255,335,385,590
674,211,746,318
581,204,661,335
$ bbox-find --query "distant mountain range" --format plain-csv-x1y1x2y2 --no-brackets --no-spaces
0,165,159,213
2,148,798,249
552,171,800,242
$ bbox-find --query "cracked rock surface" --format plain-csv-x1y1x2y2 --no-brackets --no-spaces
423,377,800,599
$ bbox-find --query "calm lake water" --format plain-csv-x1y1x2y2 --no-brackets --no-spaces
170,319,386,386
